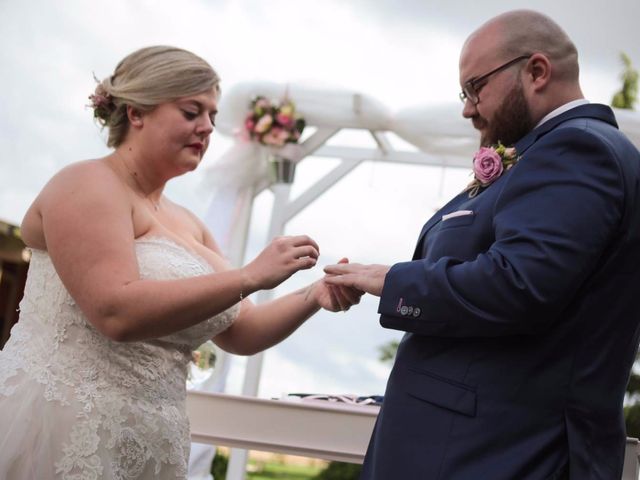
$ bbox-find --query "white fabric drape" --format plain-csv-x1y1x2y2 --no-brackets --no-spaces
204,83,640,207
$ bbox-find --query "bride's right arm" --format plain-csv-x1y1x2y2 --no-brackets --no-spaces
36,162,318,342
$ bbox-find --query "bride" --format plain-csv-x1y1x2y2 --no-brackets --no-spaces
0,45,361,479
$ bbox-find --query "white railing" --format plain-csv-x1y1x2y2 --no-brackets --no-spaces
624,437,639,480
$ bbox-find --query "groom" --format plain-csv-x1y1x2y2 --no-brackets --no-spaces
326,9,640,480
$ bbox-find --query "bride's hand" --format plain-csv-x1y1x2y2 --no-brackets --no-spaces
313,258,364,312
242,235,319,291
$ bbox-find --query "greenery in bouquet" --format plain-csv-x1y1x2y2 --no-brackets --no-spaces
244,96,305,147
193,341,217,370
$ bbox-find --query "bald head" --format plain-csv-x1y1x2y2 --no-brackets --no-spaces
465,10,580,83
459,10,584,145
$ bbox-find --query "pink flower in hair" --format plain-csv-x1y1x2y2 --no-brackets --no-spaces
88,83,114,123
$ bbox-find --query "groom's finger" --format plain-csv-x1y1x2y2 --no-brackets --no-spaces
325,274,360,289
323,264,344,274
324,263,361,275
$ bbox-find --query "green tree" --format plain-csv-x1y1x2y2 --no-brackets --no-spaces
611,52,638,110
211,451,228,480
378,339,399,364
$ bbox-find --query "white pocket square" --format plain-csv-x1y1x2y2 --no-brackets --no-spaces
442,210,474,221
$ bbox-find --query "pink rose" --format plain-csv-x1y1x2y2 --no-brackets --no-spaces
262,127,287,146
89,93,110,108
244,117,256,132
275,127,290,143
473,147,504,185
262,134,282,146
276,113,294,128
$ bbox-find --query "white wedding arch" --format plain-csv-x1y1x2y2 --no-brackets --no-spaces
204,81,640,271
193,81,640,480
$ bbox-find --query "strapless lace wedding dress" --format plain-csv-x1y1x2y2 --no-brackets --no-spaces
0,237,239,479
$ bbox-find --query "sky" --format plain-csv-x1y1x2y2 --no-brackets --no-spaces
1,0,639,400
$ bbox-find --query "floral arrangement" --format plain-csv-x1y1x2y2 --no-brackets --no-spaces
187,341,218,385
244,96,305,147
466,142,519,197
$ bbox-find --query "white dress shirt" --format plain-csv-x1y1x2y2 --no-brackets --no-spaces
534,98,590,129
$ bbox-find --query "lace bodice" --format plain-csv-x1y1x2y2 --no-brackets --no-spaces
0,236,239,479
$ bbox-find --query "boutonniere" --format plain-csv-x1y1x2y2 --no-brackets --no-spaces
466,142,519,198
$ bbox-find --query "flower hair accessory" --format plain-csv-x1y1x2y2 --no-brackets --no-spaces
88,82,115,125
244,95,305,147
466,142,519,197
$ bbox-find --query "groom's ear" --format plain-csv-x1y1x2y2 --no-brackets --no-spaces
526,53,552,92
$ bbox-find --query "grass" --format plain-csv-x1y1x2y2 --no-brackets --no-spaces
246,460,323,480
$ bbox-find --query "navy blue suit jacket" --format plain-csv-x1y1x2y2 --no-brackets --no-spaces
362,104,640,480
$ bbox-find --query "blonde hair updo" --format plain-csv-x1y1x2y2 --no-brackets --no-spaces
89,46,220,148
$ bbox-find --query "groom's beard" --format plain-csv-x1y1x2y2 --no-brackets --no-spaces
480,79,535,147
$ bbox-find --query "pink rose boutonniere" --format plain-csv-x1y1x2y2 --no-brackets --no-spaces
466,142,519,197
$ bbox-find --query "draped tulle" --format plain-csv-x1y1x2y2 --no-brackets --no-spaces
0,237,239,480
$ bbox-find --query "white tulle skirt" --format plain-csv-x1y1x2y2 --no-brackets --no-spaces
0,376,75,479
0,374,189,480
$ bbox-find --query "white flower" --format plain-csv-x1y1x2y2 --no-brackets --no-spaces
254,114,273,133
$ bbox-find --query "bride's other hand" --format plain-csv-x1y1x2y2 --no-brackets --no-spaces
242,235,319,291
314,258,364,312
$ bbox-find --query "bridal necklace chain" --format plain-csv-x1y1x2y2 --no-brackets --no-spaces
116,150,161,211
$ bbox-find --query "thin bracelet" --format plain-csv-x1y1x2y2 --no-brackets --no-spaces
239,290,244,302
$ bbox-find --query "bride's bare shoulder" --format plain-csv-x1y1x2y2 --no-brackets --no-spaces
47,158,120,186
21,158,128,247
38,158,131,204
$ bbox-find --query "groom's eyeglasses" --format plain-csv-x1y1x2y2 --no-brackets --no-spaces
459,54,532,105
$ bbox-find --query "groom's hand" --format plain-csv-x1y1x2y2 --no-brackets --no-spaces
323,263,390,297
314,258,364,312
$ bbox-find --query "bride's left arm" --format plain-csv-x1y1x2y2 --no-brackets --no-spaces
214,278,360,356
194,219,361,355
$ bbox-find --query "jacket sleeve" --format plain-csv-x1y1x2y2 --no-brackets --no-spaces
378,126,624,337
